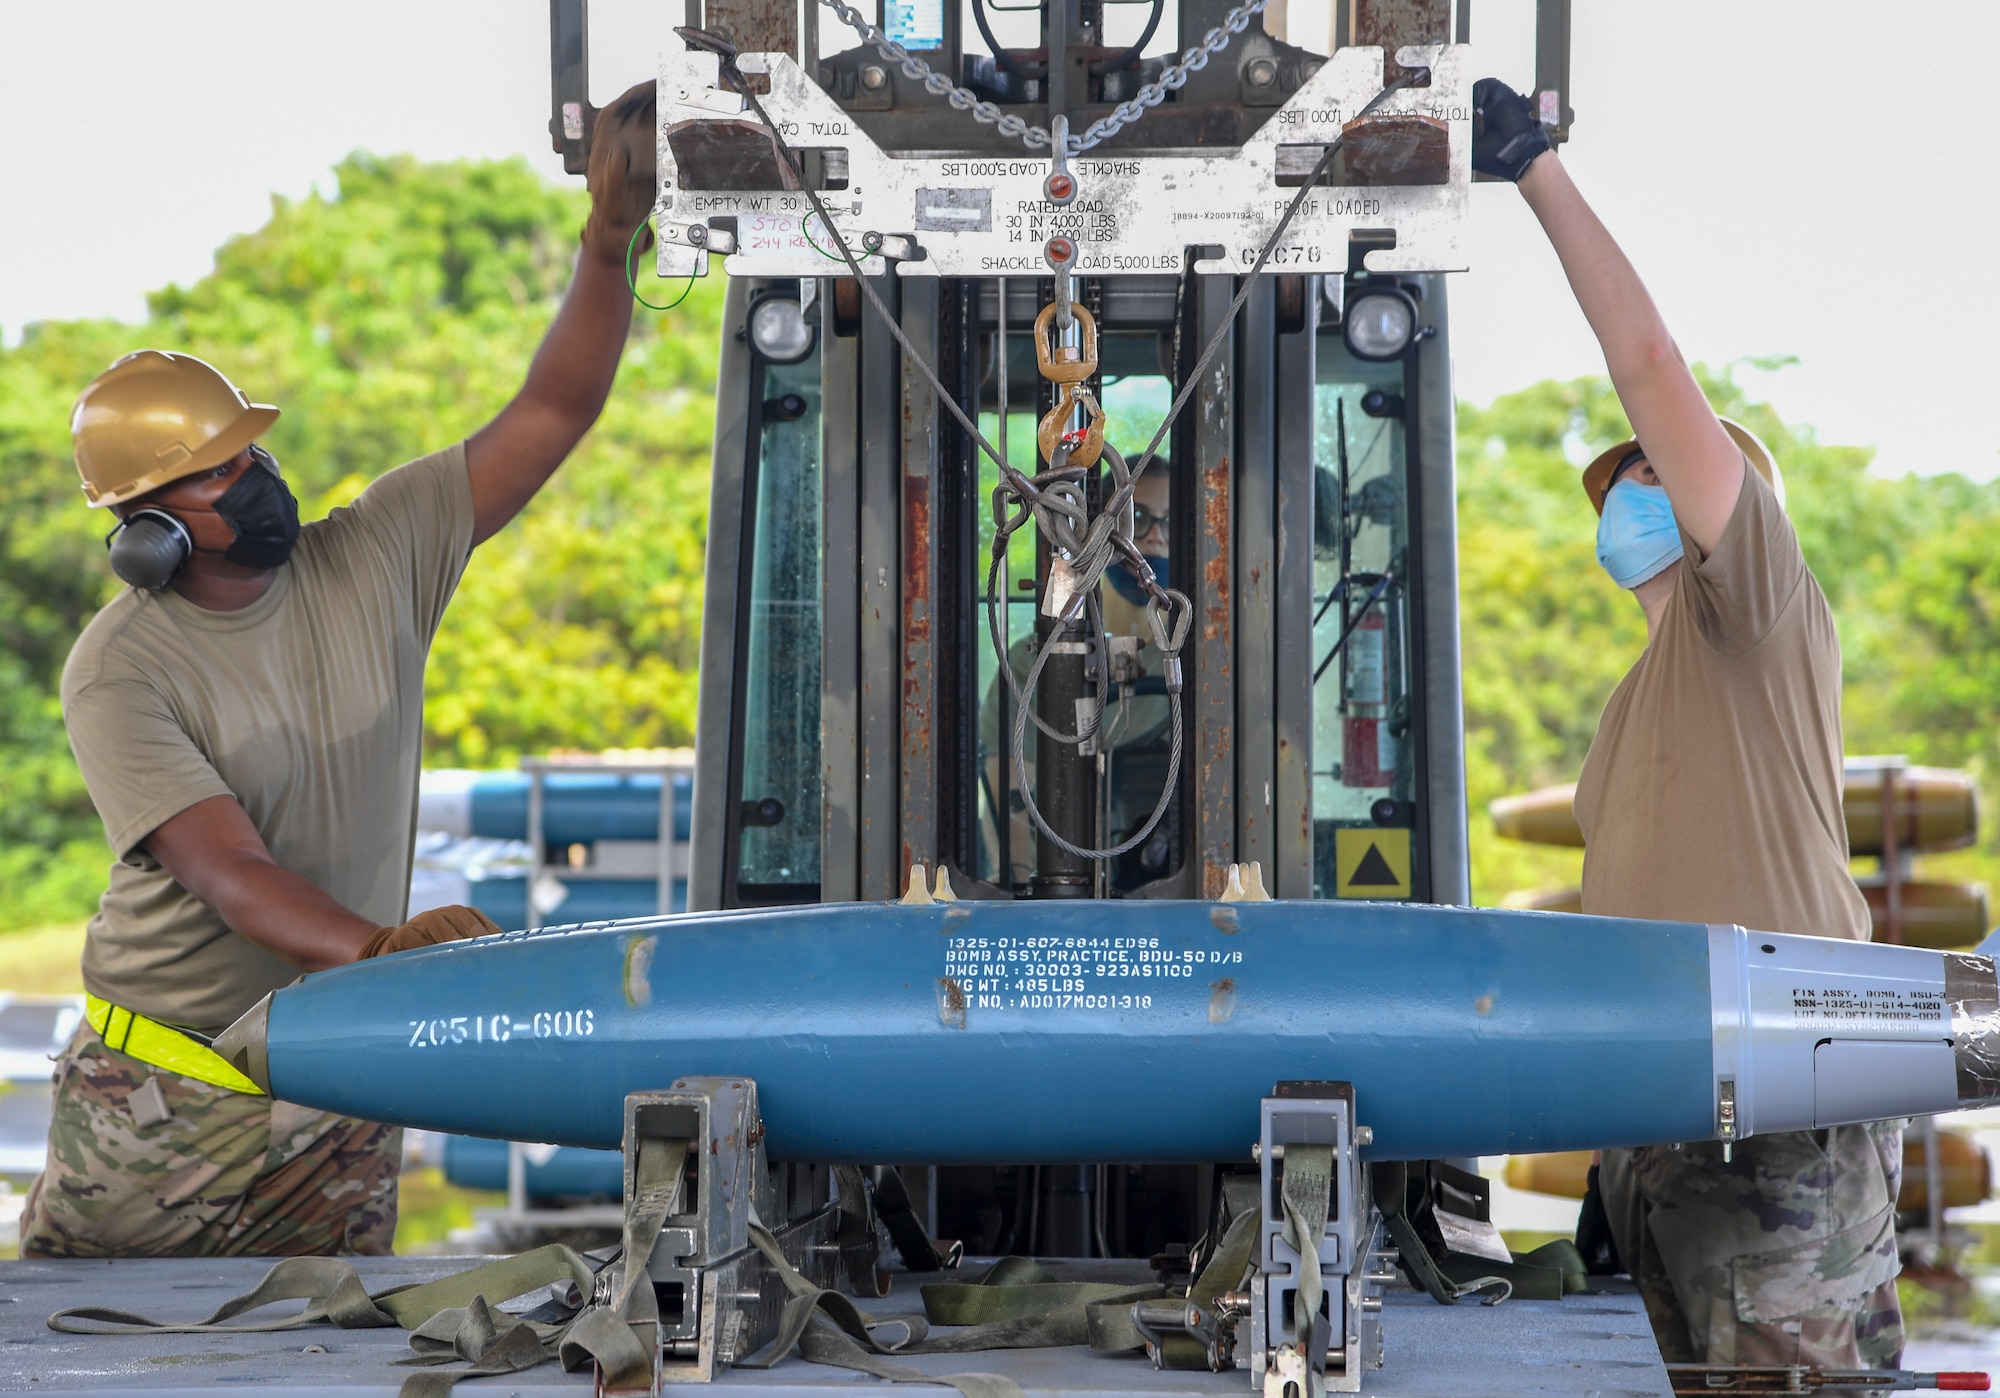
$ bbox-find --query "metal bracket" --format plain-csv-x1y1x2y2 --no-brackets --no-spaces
1249,1082,1384,1394
1133,1293,1250,1371
605,1079,842,1390
656,45,1474,280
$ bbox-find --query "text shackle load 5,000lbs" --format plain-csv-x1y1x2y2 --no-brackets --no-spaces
213,901,2000,1163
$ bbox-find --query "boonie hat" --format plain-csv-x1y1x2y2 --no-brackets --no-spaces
1581,418,1782,516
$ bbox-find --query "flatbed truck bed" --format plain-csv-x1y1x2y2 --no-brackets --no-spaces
0,1256,1670,1397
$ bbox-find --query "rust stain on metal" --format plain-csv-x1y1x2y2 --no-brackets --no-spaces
1349,0,1448,86
1209,906,1241,935
937,976,968,1029
704,0,800,58
902,465,932,886
1474,993,1495,1016
903,476,932,650
1342,113,1449,186
1209,977,1238,1024
666,122,799,191
1201,455,1232,640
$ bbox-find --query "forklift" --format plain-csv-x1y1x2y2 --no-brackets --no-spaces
601,0,1579,1268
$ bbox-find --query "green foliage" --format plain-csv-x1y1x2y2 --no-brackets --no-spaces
1460,363,2000,911
0,153,723,929
6,152,2000,936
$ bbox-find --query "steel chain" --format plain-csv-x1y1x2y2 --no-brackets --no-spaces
815,0,1271,155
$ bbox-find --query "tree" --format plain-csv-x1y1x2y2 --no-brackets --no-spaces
1458,363,2000,908
0,153,723,928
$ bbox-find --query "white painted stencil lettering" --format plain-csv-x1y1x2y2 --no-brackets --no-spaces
942,934,1242,1011
406,1008,596,1048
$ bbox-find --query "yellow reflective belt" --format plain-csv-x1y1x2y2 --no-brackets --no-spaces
84,995,264,1095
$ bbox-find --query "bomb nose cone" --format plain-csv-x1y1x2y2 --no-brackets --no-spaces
1948,953,2000,1107
212,993,272,1095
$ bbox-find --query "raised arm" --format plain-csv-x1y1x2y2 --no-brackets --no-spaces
1475,79,1743,555
464,81,657,547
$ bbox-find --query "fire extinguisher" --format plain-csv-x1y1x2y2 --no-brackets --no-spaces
1342,603,1394,788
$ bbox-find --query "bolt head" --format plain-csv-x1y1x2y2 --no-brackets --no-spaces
1045,173,1076,200
860,64,888,91
686,223,708,247
1246,57,1278,87
1045,236,1076,263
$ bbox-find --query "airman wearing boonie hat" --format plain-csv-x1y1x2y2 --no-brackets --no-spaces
20,81,662,1259
1475,77,1898,1369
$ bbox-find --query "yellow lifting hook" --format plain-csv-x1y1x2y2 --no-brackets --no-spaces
1032,301,1106,469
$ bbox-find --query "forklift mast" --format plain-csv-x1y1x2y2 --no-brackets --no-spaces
549,0,1571,1261
644,0,1572,911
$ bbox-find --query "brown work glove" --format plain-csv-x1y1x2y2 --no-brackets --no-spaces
581,79,660,265
358,904,504,960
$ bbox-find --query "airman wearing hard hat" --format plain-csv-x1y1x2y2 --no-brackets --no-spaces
1475,79,1900,1369
19,83,660,1260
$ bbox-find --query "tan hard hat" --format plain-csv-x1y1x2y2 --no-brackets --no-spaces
1581,418,1782,516
71,350,280,508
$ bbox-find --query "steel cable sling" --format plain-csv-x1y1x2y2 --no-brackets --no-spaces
723,43,1425,860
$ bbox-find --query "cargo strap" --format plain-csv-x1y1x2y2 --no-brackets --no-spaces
730,1214,1259,1397
1280,1142,1335,1387
1372,1160,1586,1304
909,1205,1256,1367
45,1140,691,1398
84,995,264,1096
873,1165,965,1273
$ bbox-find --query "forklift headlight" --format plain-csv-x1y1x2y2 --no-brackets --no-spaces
1343,287,1417,361
749,297,815,364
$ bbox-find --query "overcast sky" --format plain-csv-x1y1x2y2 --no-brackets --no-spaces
3,1,1995,478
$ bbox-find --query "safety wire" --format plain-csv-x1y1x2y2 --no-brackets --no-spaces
729,48,1424,861
626,218,698,310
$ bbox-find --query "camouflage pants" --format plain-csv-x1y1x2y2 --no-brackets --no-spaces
18,1024,401,1259
1601,1124,1904,1367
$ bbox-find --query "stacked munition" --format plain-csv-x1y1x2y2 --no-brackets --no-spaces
419,766,694,927
214,898,2000,1163
1492,761,1988,950
1507,1128,1995,1213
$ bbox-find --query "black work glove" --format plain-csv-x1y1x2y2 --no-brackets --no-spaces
1472,77,1552,182
581,80,660,264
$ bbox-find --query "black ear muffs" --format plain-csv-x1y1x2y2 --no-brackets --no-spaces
106,508,193,592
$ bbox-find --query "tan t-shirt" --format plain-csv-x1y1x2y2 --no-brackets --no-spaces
61,445,476,1029
1574,465,1870,942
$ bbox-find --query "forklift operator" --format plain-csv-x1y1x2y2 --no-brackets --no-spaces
20,83,660,1261
1475,79,1896,1367
982,457,1174,888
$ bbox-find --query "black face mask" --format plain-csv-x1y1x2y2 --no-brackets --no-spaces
211,445,301,569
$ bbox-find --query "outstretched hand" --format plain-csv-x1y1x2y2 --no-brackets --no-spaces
582,80,660,263
1472,77,1551,182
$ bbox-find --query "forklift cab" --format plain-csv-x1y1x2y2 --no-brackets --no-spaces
690,269,1468,910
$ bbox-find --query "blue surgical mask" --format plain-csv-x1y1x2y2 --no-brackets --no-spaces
1596,479,1684,589
1108,554,1168,607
